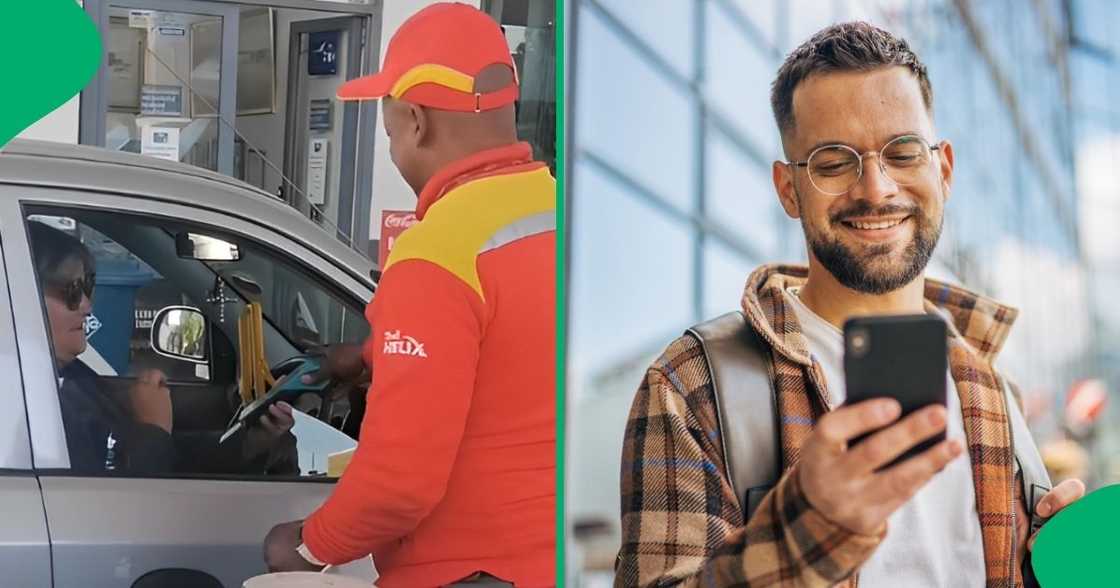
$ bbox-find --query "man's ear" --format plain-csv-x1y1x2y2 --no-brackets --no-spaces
407,102,431,148
773,160,802,220
937,139,954,202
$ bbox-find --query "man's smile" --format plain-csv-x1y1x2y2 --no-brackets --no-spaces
838,214,913,243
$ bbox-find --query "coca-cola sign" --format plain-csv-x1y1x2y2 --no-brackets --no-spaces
383,212,418,229
379,210,419,268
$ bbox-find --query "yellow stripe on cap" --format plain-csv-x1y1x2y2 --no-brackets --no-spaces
390,63,476,98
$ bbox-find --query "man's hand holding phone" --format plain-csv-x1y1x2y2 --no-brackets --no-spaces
797,397,965,536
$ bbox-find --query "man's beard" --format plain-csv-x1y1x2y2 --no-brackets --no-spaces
801,196,943,295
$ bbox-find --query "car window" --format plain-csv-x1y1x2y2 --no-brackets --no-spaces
26,216,214,384
23,206,366,480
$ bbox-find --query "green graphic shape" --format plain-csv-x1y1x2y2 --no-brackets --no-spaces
0,1,101,149
1032,483,1120,587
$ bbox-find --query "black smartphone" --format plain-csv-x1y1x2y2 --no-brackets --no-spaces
843,314,948,469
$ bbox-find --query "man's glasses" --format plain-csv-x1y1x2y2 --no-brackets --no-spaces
786,135,941,196
49,274,96,311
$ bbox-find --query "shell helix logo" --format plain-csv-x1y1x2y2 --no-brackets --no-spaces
383,330,428,358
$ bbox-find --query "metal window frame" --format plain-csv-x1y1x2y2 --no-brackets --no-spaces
0,214,34,471
573,0,779,326
81,0,242,177
0,195,71,470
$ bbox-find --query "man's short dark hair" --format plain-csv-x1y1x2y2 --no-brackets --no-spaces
770,22,933,138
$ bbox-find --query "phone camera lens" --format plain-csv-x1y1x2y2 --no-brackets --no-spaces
849,330,869,357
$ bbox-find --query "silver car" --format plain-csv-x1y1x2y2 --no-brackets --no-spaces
0,139,375,587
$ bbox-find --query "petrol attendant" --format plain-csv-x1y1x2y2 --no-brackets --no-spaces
263,4,556,587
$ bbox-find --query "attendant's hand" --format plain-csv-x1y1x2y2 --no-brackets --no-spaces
302,343,366,387
302,343,370,402
263,520,323,573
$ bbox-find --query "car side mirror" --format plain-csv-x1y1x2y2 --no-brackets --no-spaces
151,306,208,364
176,232,241,262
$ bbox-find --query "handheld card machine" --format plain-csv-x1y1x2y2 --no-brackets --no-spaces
220,355,328,443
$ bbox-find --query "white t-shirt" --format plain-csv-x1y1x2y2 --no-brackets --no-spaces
785,289,986,587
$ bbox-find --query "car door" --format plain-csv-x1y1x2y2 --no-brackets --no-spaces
0,186,373,588
0,212,52,586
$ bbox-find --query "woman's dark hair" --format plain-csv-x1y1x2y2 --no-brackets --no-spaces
27,220,95,286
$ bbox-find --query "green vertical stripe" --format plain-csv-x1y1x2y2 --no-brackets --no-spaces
555,0,568,585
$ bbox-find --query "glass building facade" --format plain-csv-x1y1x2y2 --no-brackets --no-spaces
566,0,1120,582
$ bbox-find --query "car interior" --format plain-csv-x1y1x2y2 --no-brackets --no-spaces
25,206,369,478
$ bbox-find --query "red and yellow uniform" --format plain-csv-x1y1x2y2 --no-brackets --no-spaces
302,142,555,587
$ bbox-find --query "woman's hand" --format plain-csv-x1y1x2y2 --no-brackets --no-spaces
130,369,173,433
244,401,296,459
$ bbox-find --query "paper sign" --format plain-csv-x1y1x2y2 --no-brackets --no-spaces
308,31,340,76
141,126,180,162
307,138,329,205
153,13,185,28
128,10,152,28
140,85,183,116
309,99,333,131
379,210,419,267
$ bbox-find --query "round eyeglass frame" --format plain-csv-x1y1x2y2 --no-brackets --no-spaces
786,135,943,196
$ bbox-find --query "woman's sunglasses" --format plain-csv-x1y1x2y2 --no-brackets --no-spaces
49,274,96,311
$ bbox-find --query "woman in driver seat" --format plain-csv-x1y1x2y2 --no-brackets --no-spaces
29,220,296,475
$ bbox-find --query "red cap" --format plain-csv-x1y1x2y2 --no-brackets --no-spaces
337,3,518,112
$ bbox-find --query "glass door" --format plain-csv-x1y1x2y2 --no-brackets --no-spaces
85,0,239,176
282,16,365,242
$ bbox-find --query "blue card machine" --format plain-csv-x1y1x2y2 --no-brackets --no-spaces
220,356,328,443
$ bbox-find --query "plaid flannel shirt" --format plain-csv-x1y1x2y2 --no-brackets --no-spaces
617,264,1025,587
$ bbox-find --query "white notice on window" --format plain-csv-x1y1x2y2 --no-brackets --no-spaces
129,10,153,28
141,126,181,162
307,138,329,205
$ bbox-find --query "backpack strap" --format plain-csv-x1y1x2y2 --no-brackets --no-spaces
1001,375,1052,529
1000,375,1051,588
686,312,780,521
